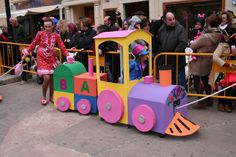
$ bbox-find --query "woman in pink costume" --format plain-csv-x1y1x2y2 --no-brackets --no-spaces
23,17,69,105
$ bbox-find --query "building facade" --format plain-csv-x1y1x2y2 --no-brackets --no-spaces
0,0,235,33
62,0,235,26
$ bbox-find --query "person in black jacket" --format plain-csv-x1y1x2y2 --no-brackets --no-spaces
73,17,97,69
9,17,28,64
104,16,119,31
157,11,188,88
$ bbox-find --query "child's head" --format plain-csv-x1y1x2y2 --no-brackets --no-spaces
42,17,55,32
131,43,149,62
129,16,141,30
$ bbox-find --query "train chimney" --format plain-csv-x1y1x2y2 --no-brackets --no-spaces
88,58,94,77
144,76,153,84
159,64,172,86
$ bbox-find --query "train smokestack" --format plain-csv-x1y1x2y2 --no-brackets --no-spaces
88,58,94,77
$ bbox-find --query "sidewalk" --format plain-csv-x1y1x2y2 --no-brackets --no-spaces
0,74,21,86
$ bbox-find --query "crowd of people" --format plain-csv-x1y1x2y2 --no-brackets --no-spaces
0,10,236,112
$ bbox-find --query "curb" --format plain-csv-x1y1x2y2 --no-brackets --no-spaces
0,74,21,86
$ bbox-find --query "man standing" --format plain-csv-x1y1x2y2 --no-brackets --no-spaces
9,17,27,43
9,17,28,84
157,11,188,87
104,16,119,31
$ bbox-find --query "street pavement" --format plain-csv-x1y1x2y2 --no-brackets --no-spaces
0,80,236,157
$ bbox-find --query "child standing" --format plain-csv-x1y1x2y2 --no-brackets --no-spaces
19,56,32,85
22,17,69,105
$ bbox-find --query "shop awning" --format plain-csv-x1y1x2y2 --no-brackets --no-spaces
0,9,28,18
27,5,60,14
0,5,61,18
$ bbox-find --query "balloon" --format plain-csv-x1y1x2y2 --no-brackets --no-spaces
25,57,30,63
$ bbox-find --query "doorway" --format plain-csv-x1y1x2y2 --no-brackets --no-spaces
124,1,149,19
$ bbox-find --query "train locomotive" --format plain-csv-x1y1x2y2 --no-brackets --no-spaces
53,30,200,136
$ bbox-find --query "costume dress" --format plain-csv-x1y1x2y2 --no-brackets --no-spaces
27,31,68,75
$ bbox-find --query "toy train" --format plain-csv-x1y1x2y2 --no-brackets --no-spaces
53,30,200,136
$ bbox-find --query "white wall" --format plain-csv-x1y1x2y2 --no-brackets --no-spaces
225,0,236,12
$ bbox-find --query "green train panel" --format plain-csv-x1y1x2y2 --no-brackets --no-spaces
54,62,86,93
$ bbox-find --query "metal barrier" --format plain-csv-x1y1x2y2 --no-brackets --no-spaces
0,41,119,75
0,41,65,75
2,41,234,100
153,52,236,100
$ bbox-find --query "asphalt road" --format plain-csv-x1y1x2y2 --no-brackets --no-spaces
0,80,236,157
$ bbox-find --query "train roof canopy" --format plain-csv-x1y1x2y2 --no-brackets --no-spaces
94,30,152,39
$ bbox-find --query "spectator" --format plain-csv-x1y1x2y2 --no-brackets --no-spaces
188,20,203,42
213,26,236,113
9,17,27,65
0,26,9,72
115,11,123,29
189,13,222,109
0,26,8,42
57,20,68,42
150,16,164,53
104,16,119,31
128,15,141,30
73,17,97,69
157,11,188,87
122,18,130,30
140,18,150,32
219,11,232,31
64,23,78,49
19,56,33,85
9,17,27,43
97,25,116,81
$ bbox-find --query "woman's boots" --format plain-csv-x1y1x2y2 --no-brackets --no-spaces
217,103,233,113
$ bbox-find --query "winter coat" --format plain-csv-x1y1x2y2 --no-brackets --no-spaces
213,42,231,67
73,27,97,50
157,22,188,70
190,28,221,76
129,60,143,80
12,24,27,43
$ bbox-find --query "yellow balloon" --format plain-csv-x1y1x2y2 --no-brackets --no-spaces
25,57,30,63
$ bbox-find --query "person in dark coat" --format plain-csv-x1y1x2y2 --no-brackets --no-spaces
9,17,28,65
104,16,119,31
73,17,97,70
151,16,164,54
157,11,188,88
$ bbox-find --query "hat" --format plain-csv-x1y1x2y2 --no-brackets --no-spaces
53,18,59,26
128,16,141,30
131,43,149,56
